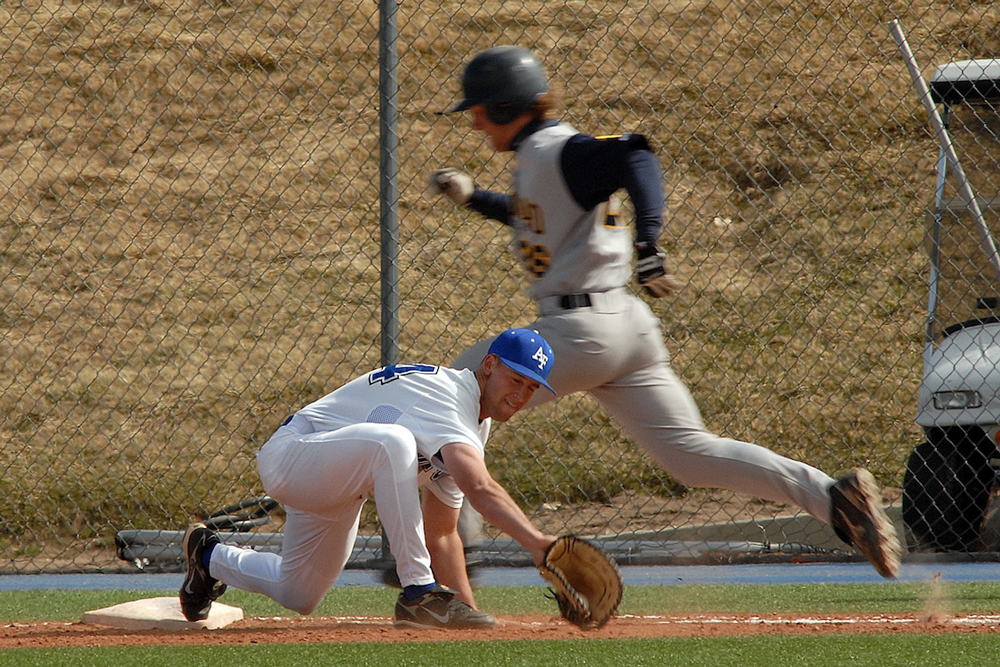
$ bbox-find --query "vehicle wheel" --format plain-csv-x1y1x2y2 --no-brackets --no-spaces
979,491,1000,552
902,426,997,552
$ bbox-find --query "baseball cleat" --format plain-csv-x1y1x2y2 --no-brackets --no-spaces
830,468,902,578
393,584,496,629
179,523,227,622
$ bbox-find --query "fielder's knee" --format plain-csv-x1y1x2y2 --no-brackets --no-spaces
376,424,418,461
284,592,323,616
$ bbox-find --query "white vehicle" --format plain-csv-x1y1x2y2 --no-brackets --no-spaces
901,59,1000,552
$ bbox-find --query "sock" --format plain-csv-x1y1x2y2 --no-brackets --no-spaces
402,582,436,601
201,542,217,571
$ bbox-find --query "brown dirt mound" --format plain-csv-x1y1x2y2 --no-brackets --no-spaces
3,612,998,648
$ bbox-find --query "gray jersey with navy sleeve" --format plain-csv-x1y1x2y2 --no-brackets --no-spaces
510,122,633,300
452,121,839,529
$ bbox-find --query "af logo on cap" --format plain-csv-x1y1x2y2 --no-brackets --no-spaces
531,345,549,371
487,328,556,394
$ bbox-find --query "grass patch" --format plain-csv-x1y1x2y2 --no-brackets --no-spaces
7,583,1000,665
5,582,1000,622
7,636,1000,667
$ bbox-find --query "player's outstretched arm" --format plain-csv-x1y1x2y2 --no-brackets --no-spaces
440,443,556,567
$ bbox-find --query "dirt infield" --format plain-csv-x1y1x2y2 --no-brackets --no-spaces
3,612,998,648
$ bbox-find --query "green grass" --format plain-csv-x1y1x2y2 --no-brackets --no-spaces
4,581,1000,622
10,636,1000,667
6,583,1000,665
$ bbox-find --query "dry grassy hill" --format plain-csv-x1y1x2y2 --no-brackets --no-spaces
0,0,998,569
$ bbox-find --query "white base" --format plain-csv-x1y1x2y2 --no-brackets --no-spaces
81,596,244,631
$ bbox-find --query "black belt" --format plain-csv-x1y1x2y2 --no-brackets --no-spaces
558,294,592,309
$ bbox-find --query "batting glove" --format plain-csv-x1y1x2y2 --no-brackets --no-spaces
427,168,473,206
635,242,683,298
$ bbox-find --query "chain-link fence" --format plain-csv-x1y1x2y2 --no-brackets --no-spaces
1,1,998,573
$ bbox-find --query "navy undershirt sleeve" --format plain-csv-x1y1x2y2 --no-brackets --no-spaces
560,133,664,244
463,131,664,243
468,189,514,225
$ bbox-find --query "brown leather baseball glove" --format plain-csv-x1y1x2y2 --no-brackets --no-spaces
538,535,623,630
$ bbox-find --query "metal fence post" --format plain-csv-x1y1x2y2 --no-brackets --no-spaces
377,0,400,571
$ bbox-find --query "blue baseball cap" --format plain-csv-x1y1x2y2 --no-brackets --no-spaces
487,328,556,394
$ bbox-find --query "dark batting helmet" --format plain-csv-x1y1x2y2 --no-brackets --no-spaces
445,46,549,125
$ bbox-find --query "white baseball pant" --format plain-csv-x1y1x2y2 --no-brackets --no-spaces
209,417,435,614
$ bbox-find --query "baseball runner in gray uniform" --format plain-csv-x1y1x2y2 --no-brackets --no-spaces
429,46,902,578
179,328,560,628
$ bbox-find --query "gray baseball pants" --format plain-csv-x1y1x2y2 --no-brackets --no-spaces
452,288,835,523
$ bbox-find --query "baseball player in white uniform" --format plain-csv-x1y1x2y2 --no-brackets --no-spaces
429,46,902,578
179,328,560,629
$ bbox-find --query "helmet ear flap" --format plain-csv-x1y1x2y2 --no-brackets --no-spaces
486,101,516,125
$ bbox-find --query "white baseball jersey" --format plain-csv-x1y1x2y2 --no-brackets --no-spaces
210,366,481,610
295,364,491,508
511,122,633,300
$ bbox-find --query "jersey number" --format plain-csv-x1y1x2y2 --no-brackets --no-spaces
518,240,551,277
369,364,439,385
513,196,552,278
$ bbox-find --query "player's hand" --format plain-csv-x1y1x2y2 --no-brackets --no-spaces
635,242,682,298
427,168,473,206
